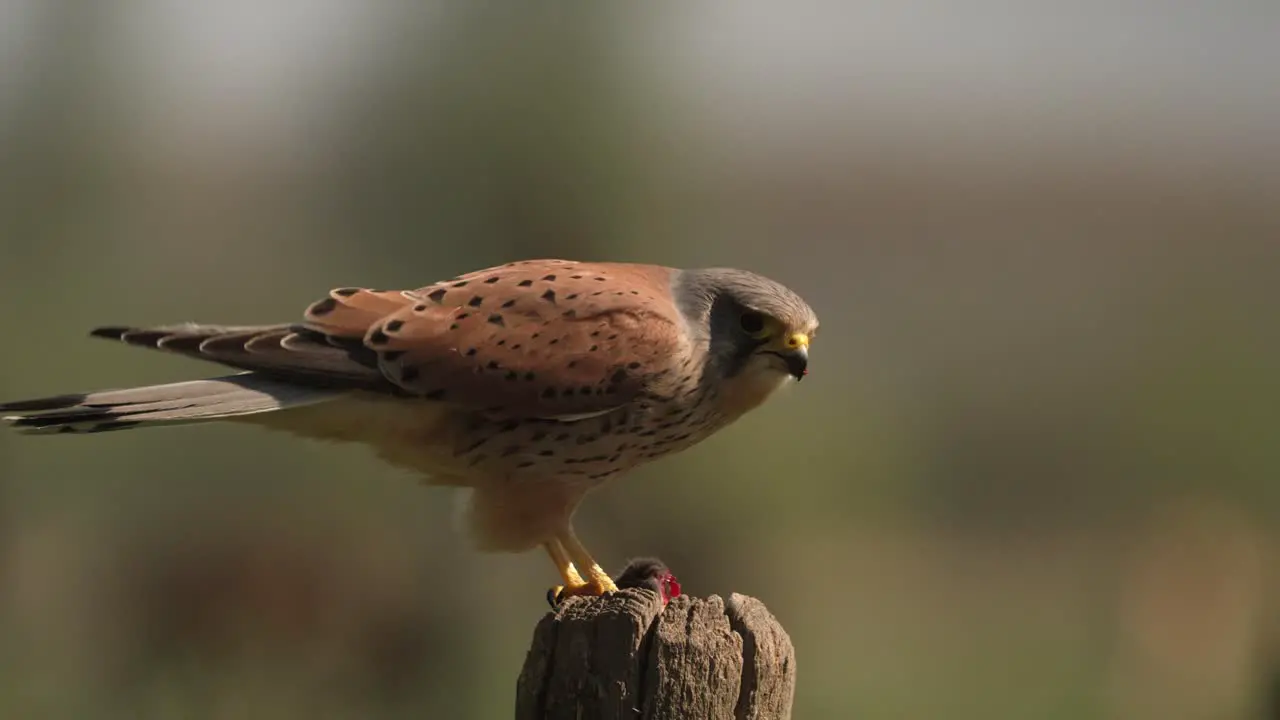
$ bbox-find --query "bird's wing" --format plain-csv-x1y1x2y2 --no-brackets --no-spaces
302,259,689,418
88,287,407,394
77,260,688,423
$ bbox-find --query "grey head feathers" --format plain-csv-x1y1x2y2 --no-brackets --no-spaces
670,267,818,378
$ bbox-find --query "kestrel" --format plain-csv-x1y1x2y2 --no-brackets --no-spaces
1,259,818,601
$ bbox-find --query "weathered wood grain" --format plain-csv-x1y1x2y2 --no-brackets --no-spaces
515,588,795,720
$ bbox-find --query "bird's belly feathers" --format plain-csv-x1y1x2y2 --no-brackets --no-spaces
448,390,724,484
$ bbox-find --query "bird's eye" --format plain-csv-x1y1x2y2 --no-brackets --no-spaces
739,311,768,337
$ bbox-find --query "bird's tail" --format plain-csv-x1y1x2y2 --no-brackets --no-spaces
1,373,339,435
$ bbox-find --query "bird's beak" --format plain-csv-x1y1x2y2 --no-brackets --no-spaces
778,333,809,380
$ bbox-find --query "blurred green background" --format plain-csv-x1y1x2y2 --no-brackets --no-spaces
1,2,1278,718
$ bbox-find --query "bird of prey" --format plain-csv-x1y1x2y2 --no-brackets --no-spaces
1,259,818,602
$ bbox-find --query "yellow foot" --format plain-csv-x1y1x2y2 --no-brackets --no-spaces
546,570,620,609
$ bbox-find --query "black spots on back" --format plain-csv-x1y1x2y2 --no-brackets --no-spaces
451,280,470,288
566,293,579,300
334,288,360,297
484,276,500,284
427,288,447,303
540,289,556,303
501,299,517,309
468,296,484,307
542,274,557,282
518,279,533,287
487,313,505,327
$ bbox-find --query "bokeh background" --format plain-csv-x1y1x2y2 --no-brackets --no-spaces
1,2,1278,718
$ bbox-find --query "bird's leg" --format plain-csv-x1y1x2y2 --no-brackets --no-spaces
543,539,586,589
544,539,590,608
550,528,619,602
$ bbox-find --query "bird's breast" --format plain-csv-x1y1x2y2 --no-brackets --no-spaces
448,388,723,484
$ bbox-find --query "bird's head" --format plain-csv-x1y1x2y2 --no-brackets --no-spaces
673,267,819,412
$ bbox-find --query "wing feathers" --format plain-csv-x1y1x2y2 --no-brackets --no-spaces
88,322,393,391
2,374,336,435
10,263,689,430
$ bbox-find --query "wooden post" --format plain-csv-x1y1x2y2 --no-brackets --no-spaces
515,588,796,720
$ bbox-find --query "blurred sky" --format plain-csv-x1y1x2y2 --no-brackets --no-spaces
3,1,1278,166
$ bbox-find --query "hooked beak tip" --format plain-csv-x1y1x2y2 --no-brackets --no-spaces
783,346,808,380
